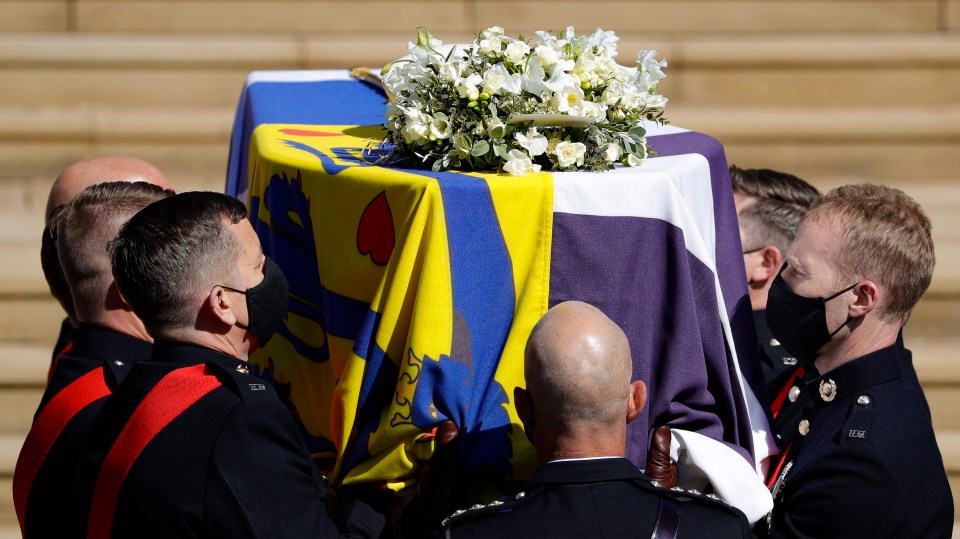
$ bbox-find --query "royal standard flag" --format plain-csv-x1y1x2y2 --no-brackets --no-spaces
228,71,775,502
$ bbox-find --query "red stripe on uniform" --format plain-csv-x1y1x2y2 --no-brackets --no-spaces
13,366,110,536
770,366,805,420
86,363,222,539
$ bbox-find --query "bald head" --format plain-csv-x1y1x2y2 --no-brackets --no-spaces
45,156,172,222
524,301,635,427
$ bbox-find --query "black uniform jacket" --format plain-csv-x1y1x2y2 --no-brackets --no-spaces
442,457,751,538
768,344,953,538
755,311,802,404
16,324,149,539
72,341,345,539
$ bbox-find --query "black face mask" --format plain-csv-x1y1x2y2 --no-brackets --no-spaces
766,265,858,367
220,257,289,346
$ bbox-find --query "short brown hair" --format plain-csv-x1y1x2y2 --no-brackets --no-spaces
730,166,821,207
57,182,174,322
806,184,934,323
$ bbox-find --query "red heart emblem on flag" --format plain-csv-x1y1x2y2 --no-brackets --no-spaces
357,191,395,266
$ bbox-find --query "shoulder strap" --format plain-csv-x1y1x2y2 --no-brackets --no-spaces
652,497,681,539
86,363,222,539
13,366,110,536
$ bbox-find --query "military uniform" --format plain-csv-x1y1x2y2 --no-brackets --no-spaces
70,341,353,539
442,457,751,538
766,344,953,538
754,312,802,406
13,324,150,539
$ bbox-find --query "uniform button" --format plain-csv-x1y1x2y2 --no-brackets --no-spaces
782,357,798,366
857,395,871,406
788,386,801,403
114,360,124,366
798,419,810,436
770,338,781,347
236,364,250,374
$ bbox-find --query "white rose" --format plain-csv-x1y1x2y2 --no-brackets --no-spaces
478,37,502,57
553,141,586,168
602,143,622,163
483,67,506,95
401,120,429,144
504,41,532,65
430,113,453,140
502,149,542,176
515,128,549,157
627,152,645,167
534,44,559,67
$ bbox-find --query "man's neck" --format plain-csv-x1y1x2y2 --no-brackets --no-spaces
84,312,152,343
814,322,899,375
160,329,248,360
537,427,626,463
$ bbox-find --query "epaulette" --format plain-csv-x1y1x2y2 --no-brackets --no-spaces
442,487,542,529
638,478,735,511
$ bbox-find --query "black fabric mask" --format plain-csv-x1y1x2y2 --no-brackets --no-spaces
766,265,858,367
221,257,289,346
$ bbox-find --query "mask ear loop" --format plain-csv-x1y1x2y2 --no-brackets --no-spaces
216,284,251,330
825,281,860,337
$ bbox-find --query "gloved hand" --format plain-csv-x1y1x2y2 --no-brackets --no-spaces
645,425,678,489
397,420,461,538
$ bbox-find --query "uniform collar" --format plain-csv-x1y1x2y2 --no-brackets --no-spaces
529,457,645,486
805,344,904,409
150,341,252,375
70,323,153,379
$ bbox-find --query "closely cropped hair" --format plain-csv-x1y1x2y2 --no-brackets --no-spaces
730,166,822,207
807,184,935,323
109,191,248,334
731,166,821,253
40,208,74,317
57,182,174,321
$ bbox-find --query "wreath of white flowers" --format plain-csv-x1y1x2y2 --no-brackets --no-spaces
379,26,669,176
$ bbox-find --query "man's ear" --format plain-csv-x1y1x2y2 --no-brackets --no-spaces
749,245,783,285
849,279,880,318
514,386,533,433
626,380,647,424
207,286,238,327
105,281,132,312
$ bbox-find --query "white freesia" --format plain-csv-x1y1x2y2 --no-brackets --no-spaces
457,82,480,101
515,128,549,156
486,115,507,140
554,141,587,168
580,100,606,119
553,85,586,114
430,113,453,139
503,149,541,176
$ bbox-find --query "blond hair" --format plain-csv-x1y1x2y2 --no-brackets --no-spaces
806,184,934,323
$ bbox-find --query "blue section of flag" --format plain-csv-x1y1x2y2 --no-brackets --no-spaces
426,172,515,470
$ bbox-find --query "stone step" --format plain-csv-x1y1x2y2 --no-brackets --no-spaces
10,0,946,34
3,33,960,108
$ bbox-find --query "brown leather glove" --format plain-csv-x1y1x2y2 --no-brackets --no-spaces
645,425,678,489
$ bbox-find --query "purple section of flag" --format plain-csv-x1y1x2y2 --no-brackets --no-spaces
650,132,771,428
550,214,752,464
